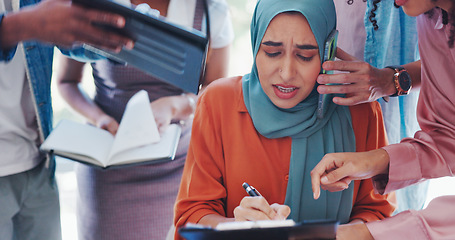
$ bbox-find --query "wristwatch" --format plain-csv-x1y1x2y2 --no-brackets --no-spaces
385,65,412,97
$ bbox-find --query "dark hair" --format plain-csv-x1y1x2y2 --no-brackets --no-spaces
368,0,381,30
369,0,455,48
427,6,455,47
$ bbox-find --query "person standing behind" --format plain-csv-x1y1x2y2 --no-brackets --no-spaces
0,0,132,239
330,0,428,214
56,0,233,239
311,0,455,238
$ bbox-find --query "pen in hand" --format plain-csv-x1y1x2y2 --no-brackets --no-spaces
241,182,290,220
242,182,261,197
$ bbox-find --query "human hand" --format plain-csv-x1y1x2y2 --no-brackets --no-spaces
150,94,195,132
233,197,290,221
150,96,175,133
310,149,390,199
336,222,374,240
94,114,119,136
317,48,396,106
25,0,133,51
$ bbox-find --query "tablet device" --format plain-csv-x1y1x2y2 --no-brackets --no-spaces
72,0,209,94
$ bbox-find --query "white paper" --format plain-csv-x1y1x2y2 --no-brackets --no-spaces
108,90,161,159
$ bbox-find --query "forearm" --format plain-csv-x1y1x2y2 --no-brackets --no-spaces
402,60,421,91
337,221,374,240
200,46,230,88
58,82,107,125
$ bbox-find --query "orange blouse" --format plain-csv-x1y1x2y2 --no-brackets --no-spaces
174,77,395,237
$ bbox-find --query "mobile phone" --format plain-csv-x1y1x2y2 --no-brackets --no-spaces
317,29,338,119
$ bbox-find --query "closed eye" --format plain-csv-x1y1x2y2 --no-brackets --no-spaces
265,51,281,57
297,54,313,61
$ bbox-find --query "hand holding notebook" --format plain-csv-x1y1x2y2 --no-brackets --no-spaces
41,90,181,168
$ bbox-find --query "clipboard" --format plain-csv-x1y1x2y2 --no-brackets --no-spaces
178,219,338,240
72,0,209,94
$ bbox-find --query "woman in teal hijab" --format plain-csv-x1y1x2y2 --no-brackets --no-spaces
174,0,394,235
243,0,356,223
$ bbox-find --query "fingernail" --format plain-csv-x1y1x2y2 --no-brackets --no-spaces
318,86,326,94
126,40,134,50
313,192,317,199
117,18,125,27
321,176,329,184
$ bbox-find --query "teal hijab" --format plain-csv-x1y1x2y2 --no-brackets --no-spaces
242,0,356,223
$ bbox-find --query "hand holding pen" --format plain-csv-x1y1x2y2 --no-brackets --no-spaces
233,182,291,221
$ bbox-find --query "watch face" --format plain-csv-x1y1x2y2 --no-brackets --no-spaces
398,71,412,91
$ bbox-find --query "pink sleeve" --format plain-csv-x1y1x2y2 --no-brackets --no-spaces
366,196,455,239
378,133,455,194
372,128,455,195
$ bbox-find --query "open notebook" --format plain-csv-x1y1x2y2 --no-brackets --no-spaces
41,90,181,168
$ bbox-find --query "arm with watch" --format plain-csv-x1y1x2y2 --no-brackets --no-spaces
382,61,421,101
316,47,421,106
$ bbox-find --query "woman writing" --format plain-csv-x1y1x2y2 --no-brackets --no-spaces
174,0,395,238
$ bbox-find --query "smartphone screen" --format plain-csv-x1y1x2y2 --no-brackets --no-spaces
317,29,338,119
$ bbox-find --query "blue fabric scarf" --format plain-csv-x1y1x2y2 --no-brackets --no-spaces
242,0,356,223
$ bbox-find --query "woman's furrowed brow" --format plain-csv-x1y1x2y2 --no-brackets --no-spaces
262,41,318,50
262,41,282,47
296,44,318,50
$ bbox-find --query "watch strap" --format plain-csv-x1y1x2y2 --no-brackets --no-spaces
385,65,408,97
385,65,404,71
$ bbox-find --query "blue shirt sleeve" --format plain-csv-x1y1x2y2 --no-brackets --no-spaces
59,46,106,62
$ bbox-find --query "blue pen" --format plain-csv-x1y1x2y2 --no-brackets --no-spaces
242,182,261,197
